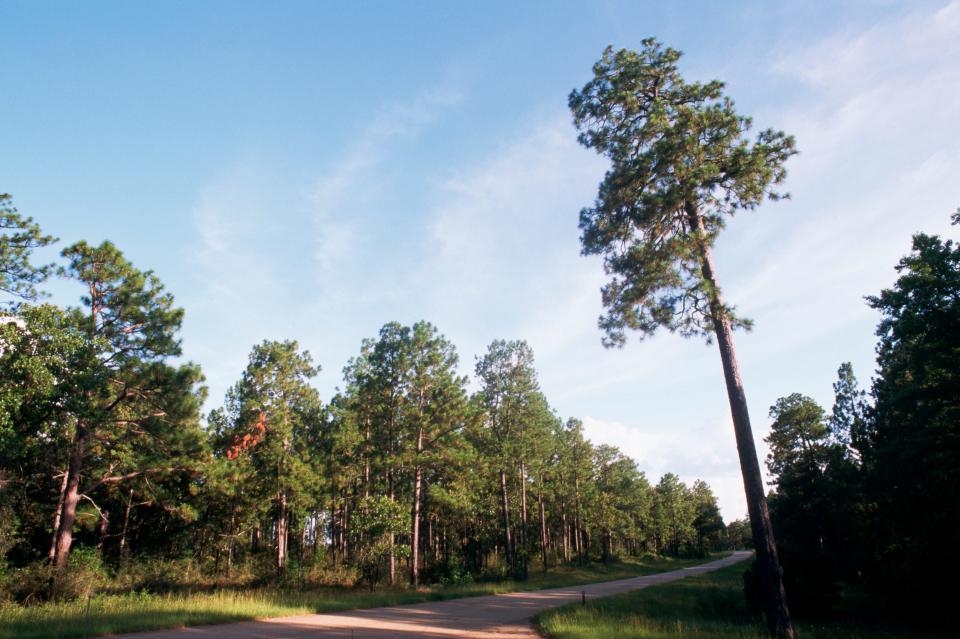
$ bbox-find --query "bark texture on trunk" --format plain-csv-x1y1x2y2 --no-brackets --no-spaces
48,470,69,564
410,410,426,587
251,525,260,554
225,512,235,577
498,468,513,571
411,464,423,587
53,426,87,569
686,201,794,639
276,490,288,573
537,473,548,568
518,459,528,577
574,476,584,565
96,507,109,552
119,488,134,566
388,470,396,585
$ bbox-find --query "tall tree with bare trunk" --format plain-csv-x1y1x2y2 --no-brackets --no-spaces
569,40,797,637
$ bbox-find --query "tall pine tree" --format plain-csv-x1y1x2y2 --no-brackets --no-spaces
569,40,796,637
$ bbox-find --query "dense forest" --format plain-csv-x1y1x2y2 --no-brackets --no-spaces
0,192,734,602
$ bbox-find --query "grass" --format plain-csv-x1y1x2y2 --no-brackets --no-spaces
537,560,951,639
0,554,719,639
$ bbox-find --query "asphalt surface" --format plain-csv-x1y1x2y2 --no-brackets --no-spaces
109,551,752,639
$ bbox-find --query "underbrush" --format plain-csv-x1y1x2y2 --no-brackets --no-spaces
537,561,952,639
0,553,721,639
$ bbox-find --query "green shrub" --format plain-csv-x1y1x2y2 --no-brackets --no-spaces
52,547,106,601
3,561,52,604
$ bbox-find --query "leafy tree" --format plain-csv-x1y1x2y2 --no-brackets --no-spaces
0,194,57,308
570,40,796,637
726,518,753,550
764,394,839,612
525,395,562,568
0,304,85,564
862,217,960,618
765,394,830,479
212,340,324,574
363,323,412,584
591,445,650,560
558,418,594,565
352,496,409,589
690,480,725,556
474,339,541,577
651,473,694,555
828,362,868,454
400,322,468,587
51,241,206,579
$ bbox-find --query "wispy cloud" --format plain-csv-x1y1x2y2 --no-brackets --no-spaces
392,112,640,397
186,83,463,407
309,87,463,282
582,414,749,520
722,0,960,363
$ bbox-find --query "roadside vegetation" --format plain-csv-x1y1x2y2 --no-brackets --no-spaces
538,562,952,639
0,554,720,639
1,188,738,630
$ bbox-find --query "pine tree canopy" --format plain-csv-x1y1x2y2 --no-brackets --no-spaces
569,40,796,346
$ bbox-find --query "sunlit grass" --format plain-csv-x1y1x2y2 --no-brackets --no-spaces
537,562,951,639
0,554,720,639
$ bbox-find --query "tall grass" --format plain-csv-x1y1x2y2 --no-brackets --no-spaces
0,554,716,639
537,562,951,639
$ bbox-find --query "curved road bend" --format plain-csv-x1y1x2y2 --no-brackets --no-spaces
111,551,752,639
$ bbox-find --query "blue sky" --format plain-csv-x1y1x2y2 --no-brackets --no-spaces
3,0,958,519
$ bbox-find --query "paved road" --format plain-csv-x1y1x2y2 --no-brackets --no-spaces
111,551,752,639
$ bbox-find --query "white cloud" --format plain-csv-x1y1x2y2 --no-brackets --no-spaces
309,87,463,282
190,162,286,305
717,0,960,376
582,414,752,521
186,84,464,407
409,112,608,363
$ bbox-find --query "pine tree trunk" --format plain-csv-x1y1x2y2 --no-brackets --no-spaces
96,507,109,553
411,464,423,587
343,493,351,560
364,421,371,499
388,470,396,585
499,468,513,571
686,201,794,639
519,459,529,577
537,472,548,569
119,488,133,568
276,490,288,574
428,515,434,563
574,476,584,565
226,512,235,578
53,425,86,570
48,470,68,564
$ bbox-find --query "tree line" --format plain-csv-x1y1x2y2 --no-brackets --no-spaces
762,212,960,627
0,192,734,600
